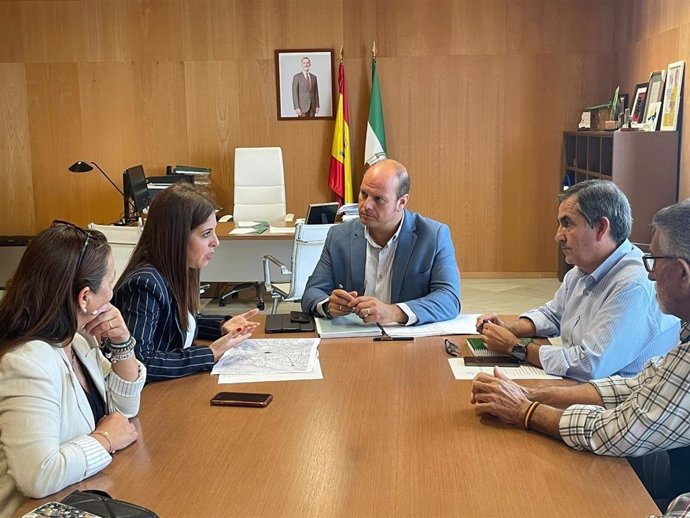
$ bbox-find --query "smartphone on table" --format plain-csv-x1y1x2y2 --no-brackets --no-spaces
210,392,273,407
290,311,311,323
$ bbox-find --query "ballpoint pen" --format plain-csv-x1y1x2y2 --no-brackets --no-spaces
374,322,413,342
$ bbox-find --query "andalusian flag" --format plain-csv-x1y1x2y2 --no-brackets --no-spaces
328,51,353,204
364,42,387,167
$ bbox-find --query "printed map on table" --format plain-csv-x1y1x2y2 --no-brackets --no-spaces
211,338,320,376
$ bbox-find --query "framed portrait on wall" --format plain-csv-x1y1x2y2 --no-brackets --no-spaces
660,60,685,131
275,49,335,121
630,83,649,129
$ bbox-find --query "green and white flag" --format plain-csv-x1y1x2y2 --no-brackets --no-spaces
364,43,387,167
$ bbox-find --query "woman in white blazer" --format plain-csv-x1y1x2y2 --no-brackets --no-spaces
0,222,147,516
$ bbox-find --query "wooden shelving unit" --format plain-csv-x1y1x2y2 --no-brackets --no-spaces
559,130,679,278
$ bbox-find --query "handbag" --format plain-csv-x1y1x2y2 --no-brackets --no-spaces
61,490,158,518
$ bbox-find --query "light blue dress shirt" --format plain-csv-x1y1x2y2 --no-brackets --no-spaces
522,240,680,380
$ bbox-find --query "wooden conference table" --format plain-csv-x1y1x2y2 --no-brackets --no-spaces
16,326,659,517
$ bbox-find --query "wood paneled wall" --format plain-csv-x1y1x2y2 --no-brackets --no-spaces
0,0,623,275
614,0,690,201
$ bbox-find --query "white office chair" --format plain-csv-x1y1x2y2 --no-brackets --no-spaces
88,223,143,282
262,223,333,314
219,147,292,309
233,147,288,222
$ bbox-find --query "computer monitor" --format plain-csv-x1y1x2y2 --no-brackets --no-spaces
123,165,149,224
305,202,339,225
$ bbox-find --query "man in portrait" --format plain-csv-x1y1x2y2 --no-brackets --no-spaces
292,57,319,117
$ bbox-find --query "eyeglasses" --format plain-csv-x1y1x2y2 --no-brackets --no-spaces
51,220,100,271
642,253,690,273
444,339,460,357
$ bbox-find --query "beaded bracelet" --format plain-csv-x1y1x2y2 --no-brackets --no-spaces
108,336,136,351
523,401,541,430
111,349,135,363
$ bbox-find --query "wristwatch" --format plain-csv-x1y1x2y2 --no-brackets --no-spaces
511,338,531,361
322,301,333,319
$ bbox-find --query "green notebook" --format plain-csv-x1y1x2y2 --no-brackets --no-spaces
467,337,488,351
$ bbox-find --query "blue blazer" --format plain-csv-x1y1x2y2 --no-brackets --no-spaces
301,210,461,325
113,265,223,382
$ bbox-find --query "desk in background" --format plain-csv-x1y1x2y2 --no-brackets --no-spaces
200,222,294,283
14,326,658,517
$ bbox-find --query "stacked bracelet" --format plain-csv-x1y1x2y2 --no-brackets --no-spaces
523,401,541,430
101,337,136,363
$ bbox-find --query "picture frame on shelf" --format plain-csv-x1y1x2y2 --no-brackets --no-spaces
644,70,666,130
630,83,649,128
618,93,629,111
645,102,662,129
274,49,335,121
661,60,685,131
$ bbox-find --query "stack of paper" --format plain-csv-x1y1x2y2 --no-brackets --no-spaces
315,314,380,338
337,202,359,221
212,338,322,384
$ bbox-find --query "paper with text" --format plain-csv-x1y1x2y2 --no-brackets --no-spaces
448,358,562,380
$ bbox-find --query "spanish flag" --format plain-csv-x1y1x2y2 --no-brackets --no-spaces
328,52,353,204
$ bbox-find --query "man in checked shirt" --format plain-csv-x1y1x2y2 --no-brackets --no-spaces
471,199,690,505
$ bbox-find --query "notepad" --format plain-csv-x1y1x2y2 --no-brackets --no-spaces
467,337,502,357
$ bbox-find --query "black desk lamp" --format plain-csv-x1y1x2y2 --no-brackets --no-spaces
68,161,124,196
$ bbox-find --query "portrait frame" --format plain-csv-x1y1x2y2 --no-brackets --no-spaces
643,70,666,130
618,93,629,111
274,49,335,121
660,60,685,131
630,82,649,129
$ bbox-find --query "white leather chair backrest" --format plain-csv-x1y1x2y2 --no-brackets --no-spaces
285,223,332,300
88,223,143,282
233,147,287,222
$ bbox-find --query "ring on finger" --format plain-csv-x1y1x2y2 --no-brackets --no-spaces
363,309,369,317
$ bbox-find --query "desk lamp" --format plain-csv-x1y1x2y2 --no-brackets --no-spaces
68,161,124,196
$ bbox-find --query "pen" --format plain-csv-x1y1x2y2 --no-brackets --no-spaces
374,322,414,342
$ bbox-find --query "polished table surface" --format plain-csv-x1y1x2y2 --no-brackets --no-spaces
15,326,659,517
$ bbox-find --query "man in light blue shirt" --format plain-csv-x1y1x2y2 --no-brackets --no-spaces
477,180,679,380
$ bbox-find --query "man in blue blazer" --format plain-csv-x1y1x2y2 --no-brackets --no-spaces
302,159,461,325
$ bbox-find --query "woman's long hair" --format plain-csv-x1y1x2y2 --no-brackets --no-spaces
0,225,110,355
116,183,216,329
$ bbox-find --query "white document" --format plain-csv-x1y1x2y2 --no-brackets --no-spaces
218,360,323,384
448,358,562,380
385,313,480,337
212,338,320,378
237,220,262,228
269,226,296,234
316,313,481,339
315,313,381,339
229,228,261,235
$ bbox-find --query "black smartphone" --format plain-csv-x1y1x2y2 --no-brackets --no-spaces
290,311,311,324
210,392,273,407
464,356,520,367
